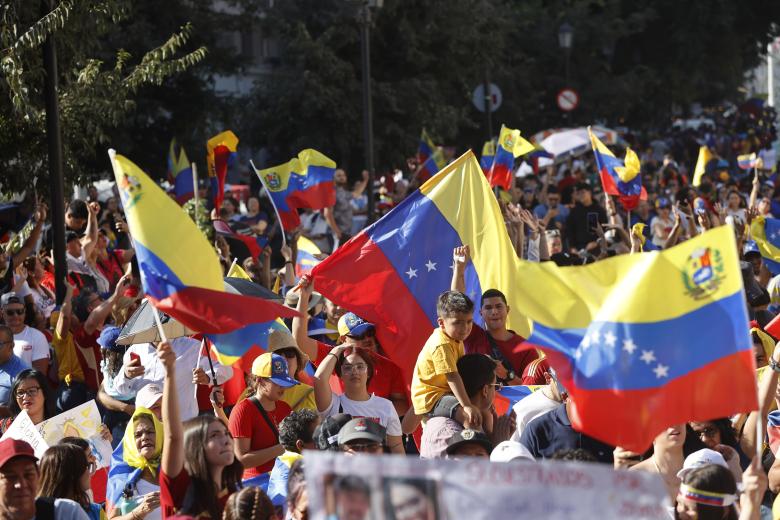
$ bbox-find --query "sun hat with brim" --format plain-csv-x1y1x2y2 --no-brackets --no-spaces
337,418,386,446
337,312,375,338
445,429,493,455
676,448,729,479
251,352,299,388
267,329,308,362
283,288,323,311
0,439,37,468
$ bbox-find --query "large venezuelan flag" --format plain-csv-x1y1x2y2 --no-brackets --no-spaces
206,130,239,212
110,151,297,335
515,225,756,452
311,151,526,385
589,127,647,211
167,138,193,204
206,319,289,371
488,125,534,191
253,149,337,231
750,215,780,275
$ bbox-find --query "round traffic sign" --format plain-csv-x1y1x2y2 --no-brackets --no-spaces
472,83,502,113
557,88,579,112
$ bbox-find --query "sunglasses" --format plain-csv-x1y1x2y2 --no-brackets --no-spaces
3,309,24,316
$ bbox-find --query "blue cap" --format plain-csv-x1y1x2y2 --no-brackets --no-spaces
337,312,375,338
251,352,299,388
97,326,122,351
744,240,761,257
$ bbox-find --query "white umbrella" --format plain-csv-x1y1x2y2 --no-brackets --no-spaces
538,126,622,158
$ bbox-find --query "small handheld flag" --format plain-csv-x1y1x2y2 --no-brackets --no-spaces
488,125,534,191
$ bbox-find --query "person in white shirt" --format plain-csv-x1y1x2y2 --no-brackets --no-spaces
1,292,49,374
313,344,404,454
511,367,566,442
111,336,232,421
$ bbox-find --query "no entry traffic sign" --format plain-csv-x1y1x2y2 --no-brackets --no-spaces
557,88,579,112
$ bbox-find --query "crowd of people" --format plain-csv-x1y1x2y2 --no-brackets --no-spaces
1,104,780,519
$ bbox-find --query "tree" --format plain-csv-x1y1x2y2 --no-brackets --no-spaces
0,0,207,192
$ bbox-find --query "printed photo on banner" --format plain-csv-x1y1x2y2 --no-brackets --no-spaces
304,451,670,520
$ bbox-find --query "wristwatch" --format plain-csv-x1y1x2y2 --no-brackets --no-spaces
769,357,780,373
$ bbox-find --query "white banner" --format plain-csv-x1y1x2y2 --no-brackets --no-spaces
303,452,670,520
0,410,48,458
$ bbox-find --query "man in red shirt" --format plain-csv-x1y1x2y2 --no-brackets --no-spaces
292,279,409,415
451,245,537,384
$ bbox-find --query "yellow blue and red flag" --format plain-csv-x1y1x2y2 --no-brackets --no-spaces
206,319,289,372
750,215,780,274
488,125,534,190
479,139,496,175
311,151,524,384
417,130,446,181
588,127,647,211
167,138,193,204
738,153,760,170
296,235,322,278
213,219,267,261
514,225,756,452
109,150,296,336
253,149,337,231
206,130,239,211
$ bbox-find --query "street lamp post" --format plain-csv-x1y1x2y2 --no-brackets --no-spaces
358,0,382,225
558,22,573,123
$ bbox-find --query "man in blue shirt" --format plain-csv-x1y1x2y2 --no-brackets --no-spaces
519,401,614,464
0,325,26,415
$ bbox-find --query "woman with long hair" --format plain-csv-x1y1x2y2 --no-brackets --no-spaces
674,463,762,520
23,255,55,321
313,345,404,454
0,369,55,433
228,352,297,491
38,444,105,520
106,407,163,520
159,340,243,518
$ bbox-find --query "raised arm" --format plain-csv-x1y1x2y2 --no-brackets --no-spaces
450,245,469,293
11,204,46,267
159,340,184,478
313,345,345,413
741,340,780,458
83,274,131,335
291,277,318,361
81,202,101,260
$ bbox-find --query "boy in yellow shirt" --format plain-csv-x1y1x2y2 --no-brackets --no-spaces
402,290,492,434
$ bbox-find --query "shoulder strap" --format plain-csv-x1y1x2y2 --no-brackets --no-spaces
35,496,56,520
249,396,279,440
485,332,516,383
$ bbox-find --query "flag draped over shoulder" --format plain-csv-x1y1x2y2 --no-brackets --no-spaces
206,130,239,211
488,125,534,191
515,225,756,452
311,151,525,385
167,138,193,204
589,127,647,211
417,130,447,181
253,150,337,231
750,215,780,275
692,146,714,187
109,151,297,335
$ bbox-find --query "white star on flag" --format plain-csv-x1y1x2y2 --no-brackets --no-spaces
623,338,637,355
640,350,656,364
267,327,275,334
581,334,592,349
653,364,669,378
590,330,600,345
604,331,616,348
425,260,437,272
405,267,418,279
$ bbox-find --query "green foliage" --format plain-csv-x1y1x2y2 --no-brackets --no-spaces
0,0,206,193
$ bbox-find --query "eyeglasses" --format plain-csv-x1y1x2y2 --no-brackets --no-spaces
342,442,382,453
276,349,298,359
341,363,368,374
15,387,40,399
3,309,24,316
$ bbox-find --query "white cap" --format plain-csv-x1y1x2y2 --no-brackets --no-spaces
676,448,728,479
135,384,163,410
489,441,535,463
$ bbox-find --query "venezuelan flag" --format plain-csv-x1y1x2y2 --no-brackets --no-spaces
479,139,496,175
589,127,647,211
750,215,780,274
213,219,267,261
417,130,446,181
488,125,534,191
494,385,543,416
109,151,297,334
692,146,715,187
253,149,337,230
738,153,759,170
206,319,289,371
515,225,756,452
167,138,193,204
417,129,435,164
296,235,322,278
311,151,525,385
206,130,239,211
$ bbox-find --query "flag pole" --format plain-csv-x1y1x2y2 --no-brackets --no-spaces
229,257,237,274
151,304,168,343
192,162,199,212
250,159,287,247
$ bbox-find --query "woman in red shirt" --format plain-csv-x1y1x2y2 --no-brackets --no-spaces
158,340,243,519
228,352,298,490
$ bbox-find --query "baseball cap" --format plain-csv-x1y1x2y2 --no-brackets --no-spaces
655,197,671,209
283,288,323,311
251,353,299,388
314,413,353,451
97,326,122,351
744,240,761,258
337,418,386,446
0,439,37,468
337,312,375,338
267,329,307,361
490,440,535,462
0,292,22,307
445,429,493,455
135,384,163,410
676,448,729,479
